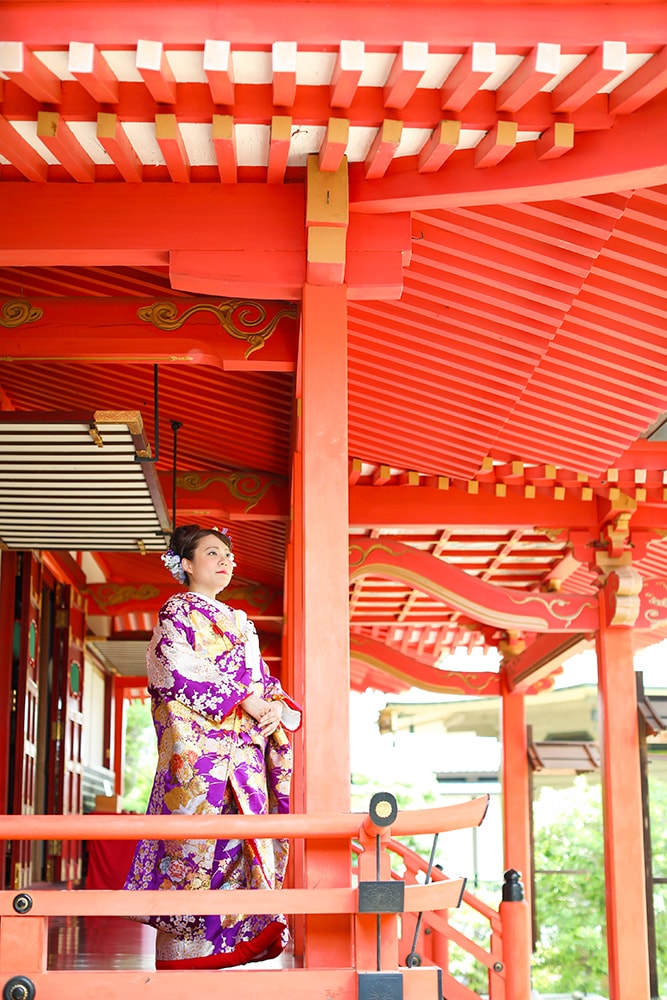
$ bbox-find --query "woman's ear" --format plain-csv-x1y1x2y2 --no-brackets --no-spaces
181,558,192,577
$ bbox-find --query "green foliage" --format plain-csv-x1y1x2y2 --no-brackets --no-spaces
122,699,158,814
532,773,667,997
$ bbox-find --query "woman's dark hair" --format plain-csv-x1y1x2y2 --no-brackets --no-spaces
169,524,233,570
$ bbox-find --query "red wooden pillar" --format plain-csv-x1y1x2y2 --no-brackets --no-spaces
500,675,532,1000
596,596,650,1000
299,282,352,967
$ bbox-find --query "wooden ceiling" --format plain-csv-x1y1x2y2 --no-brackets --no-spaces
2,0,667,691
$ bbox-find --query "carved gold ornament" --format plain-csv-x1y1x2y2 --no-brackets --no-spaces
176,470,283,513
0,299,43,328
91,583,161,610
137,300,297,359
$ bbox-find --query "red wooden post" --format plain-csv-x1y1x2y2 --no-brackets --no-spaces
299,282,353,968
112,679,126,798
596,593,651,1000
500,678,531,999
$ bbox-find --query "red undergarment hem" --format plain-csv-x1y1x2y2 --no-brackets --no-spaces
155,919,285,970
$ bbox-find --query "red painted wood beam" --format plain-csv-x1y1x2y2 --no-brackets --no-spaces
97,112,143,181
0,41,61,102
417,120,460,173
203,39,235,105
610,45,667,114
0,297,298,371
349,99,667,212
136,39,177,104
0,114,47,181
36,111,96,182
552,41,627,113
159,469,289,522
536,121,574,160
0,183,305,258
383,41,428,110
441,42,495,112
473,120,517,168
503,633,591,691
212,113,237,182
318,118,349,172
272,41,297,108
68,42,120,103
155,113,191,182
496,42,560,113
267,115,292,183
349,485,599,529
351,632,501,695
6,2,667,49
330,40,364,109
364,119,403,179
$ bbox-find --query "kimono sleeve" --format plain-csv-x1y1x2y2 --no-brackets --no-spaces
147,600,253,723
263,668,302,732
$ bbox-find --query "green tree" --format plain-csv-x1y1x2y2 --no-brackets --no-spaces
532,773,667,996
122,699,157,813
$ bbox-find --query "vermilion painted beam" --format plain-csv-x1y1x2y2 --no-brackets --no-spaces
496,42,561,112
502,633,591,691
319,118,349,172
349,536,599,632
349,486,599,528
155,113,191,182
212,113,237,182
364,119,402,179
136,38,177,104
0,82,616,135
417,120,460,173
267,115,292,183
6,3,667,49
330,40,364,109
85,579,284,618
536,121,574,160
36,111,96,182
351,632,501,695
272,41,297,107
0,41,61,102
159,469,289,522
0,297,298,371
0,114,47,181
383,41,429,110
0,183,306,256
610,45,667,114
348,99,667,212
473,120,518,168
97,112,143,182
68,42,120,103
552,41,627,113
441,42,496,112
203,39,235,105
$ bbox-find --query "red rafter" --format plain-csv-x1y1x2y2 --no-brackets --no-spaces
552,41,626,113
97,113,143,182
272,41,297,107
37,111,95,182
441,42,495,112
496,43,560,113
136,39,177,104
68,42,120,103
330,40,364,109
0,115,47,182
155,113,190,182
204,39,235,105
0,41,61,103
383,41,428,110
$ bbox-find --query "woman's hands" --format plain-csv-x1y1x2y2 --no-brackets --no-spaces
241,694,284,737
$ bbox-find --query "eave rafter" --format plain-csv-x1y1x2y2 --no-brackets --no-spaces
349,536,599,633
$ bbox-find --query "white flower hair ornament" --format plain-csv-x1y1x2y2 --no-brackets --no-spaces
161,548,187,584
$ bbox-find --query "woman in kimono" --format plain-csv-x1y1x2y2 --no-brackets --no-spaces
124,523,301,969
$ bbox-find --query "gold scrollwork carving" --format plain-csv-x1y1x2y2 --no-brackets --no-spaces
176,470,283,513
137,300,297,359
0,299,43,328
224,582,276,614
91,583,161,610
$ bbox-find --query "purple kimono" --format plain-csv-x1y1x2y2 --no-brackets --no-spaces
124,591,301,969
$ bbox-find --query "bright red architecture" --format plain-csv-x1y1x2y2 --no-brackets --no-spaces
1,1,667,997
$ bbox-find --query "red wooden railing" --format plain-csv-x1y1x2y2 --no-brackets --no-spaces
0,796,516,1000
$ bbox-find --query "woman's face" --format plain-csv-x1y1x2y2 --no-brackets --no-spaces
181,534,234,599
